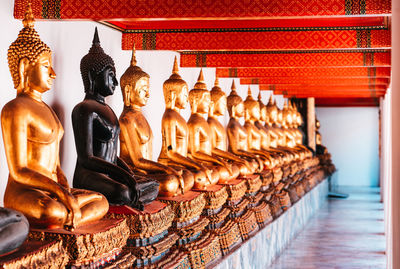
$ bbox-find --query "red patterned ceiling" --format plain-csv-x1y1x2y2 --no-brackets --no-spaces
14,0,391,106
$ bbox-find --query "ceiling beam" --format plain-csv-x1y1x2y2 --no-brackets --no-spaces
14,0,391,20
240,77,390,85
180,50,391,68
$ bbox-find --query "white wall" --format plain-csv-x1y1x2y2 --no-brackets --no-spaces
316,107,380,187
0,1,286,204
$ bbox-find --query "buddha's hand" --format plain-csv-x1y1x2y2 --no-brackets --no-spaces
243,160,253,172
64,193,81,229
222,160,233,176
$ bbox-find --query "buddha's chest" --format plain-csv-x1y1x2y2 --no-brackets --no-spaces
93,110,119,143
28,104,63,144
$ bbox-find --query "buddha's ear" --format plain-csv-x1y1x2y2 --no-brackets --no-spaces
123,85,131,106
170,91,176,109
88,69,96,94
17,57,30,91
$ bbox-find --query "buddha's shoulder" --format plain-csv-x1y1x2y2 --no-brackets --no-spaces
2,96,38,112
72,99,104,114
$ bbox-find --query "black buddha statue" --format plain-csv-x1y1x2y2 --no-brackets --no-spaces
72,28,159,210
0,208,29,255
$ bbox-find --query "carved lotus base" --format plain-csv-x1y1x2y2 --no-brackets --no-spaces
258,169,274,186
239,174,262,194
232,209,259,241
0,240,68,269
158,191,205,223
193,184,228,210
277,190,292,211
250,201,273,228
180,232,221,269
220,179,247,201
205,207,230,230
29,219,129,268
268,194,283,218
212,219,242,255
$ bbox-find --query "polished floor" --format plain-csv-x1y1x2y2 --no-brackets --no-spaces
270,187,386,269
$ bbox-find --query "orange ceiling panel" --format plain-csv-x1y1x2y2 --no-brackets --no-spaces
315,98,379,107
240,77,390,86
14,0,391,20
180,50,391,68
121,29,390,51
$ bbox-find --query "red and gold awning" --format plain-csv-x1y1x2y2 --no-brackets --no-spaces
14,0,391,106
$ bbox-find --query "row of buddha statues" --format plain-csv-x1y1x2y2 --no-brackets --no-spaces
0,5,331,269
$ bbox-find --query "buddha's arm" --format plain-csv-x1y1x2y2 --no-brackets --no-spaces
188,125,227,167
163,120,204,170
120,120,178,175
1,108,78,213
72,110,134,187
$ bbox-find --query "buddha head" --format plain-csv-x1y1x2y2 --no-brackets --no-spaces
243,86,260,121
163,57,189,110
8,4,55,94
266,95,278,125
80,28,118,98
189,69,211,114
257,91,268,122
120,46,150,108
282,101,292,127
210,76,227,116
227,80,244,118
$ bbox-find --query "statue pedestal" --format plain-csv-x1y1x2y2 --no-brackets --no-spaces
105,201,183,268
158,191,220,268
0,240,68,269
29,219,132,268
221,179,258,241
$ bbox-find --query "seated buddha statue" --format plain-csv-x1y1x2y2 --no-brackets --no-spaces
2,11,108,230
208,77,255,176
158,57,215,190
291,102,312,157
119,47,190,197
255,92,284,165
226,81,263,171
187,70,237,184
72,28,159,210
243,87,279,169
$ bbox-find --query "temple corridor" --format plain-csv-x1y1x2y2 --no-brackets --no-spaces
270,187,386,269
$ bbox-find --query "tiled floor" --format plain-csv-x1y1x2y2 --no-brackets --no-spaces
270,187,386,269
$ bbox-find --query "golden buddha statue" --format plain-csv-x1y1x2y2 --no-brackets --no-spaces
119,47,189,197
158,58,214,190
243,87,275,168
208,77,255,176
226,81,263,171
2,7,108,230
187,70,239,184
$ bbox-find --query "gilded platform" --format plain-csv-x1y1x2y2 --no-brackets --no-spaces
0,240,68,269
29,219,129,267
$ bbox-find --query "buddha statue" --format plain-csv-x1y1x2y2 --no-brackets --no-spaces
226,81,263,171
187,70,237,184
158,57,214,190
243,87,277,168
72,28,159,210
2,8,108,230
119,47,190,197
208,77,255,176
255,91,284,164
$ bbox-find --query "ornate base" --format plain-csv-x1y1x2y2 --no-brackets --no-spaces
239,174,262,194
212,220,242,255
258,169,273,187
193,184,228,210
277,190,292,211
272,167,283,184
105,201,177,267
102,252,136,269
0,240,68,269
268,194,283,218
29,219,129,267
220,179,247,201
180,232,221,269
158,191,205,223
250,201,273,228
233,210,259,241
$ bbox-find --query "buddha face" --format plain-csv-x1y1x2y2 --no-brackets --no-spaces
131,77,150,107
175,84,189,109
248,103,260,121
197,92,211,114
277,110,283,124
234,102,244,117
94,66,118,97
25,52,56,93
270,108,278,123
214,95,227,116
260,106,268,122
